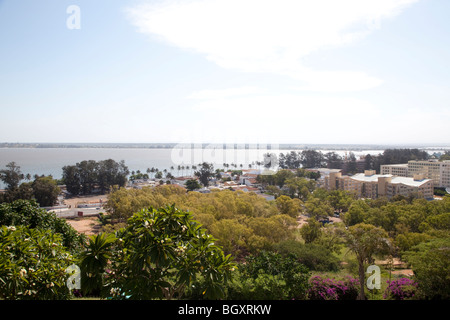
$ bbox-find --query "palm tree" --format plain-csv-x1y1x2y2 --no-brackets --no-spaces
79,233,116,296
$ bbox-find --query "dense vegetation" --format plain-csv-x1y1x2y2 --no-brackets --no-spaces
102,184,450,300
1,148,449,300
277,148,430,173
62,159,129,195
1,183,449,300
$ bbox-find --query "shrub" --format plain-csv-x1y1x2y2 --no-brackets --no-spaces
105,205,236,300
232,251,310,300
0,199,83,250
276,240,341,272
225,272,289,300
383,278,418,300
308,275,359,300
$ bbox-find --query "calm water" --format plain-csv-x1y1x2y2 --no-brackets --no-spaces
0,147,385,187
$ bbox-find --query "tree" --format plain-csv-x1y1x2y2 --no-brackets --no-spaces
343,223,391,300
106,205,236,299
301,150,325,168
63,159,129,195
278,151,301,169
404,237,450,299
326,189,354,214
210,219,253,257
79,232,116,296
346,152,357,174
194,162,214,187
439,151,450,161
284,177,315,200
0,199,83,250
97,159,129,193
305,196,333,219
0,225,74,300
300,218,322,243
185,179,201,191
77,160,98,195
238,251,310,300
62,164,81,195
31,175,60,207
275,195,302,218
0,161,24,191
324,152,343,169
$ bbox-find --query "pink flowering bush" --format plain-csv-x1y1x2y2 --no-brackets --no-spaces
308,275,359,300
383,278,418,300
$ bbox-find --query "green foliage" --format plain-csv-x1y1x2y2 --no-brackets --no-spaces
304,196,333,219
300,218,322,243
31,175,61,207
0,199,83,250
275,195,303,217
343,223,391,300
79,232,116,296
105,186,296,257
62,159,129,195
0,161,24,191
105,205,236,300
404,237,450,299
226,251,310,300
194,162,214,187
0,225,74,300
185,179,201,191
276,240,341,272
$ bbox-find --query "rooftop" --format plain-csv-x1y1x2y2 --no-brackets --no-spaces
381,163,408,167
390,176,432,187
351,173,392,182
350,173,432,187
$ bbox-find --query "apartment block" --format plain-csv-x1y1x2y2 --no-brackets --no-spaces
380,164,409,177
325,170,433,200
408,160,450,188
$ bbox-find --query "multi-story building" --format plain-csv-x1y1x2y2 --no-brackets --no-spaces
441,161,450,190
408,160,442,188
380,160,450,189
325,170,434,200
380,163,409,177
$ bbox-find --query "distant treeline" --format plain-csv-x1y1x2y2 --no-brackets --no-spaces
0,142,426,150
62,159,129,195
274,148,430,173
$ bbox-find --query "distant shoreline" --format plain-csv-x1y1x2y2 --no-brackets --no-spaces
1,142,449,151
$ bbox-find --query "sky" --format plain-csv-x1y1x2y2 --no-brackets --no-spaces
0,0,449,145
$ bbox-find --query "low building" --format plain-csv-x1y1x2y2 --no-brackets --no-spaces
325,170,433,200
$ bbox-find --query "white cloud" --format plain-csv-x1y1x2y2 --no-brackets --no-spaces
126,0,418,92
182,93,383,143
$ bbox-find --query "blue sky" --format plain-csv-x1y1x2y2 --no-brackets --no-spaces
1,0,449,145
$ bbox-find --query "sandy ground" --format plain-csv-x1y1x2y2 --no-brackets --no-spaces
63,194,108,235
66,216,102,235
296,214,342,228
63,194,108,209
